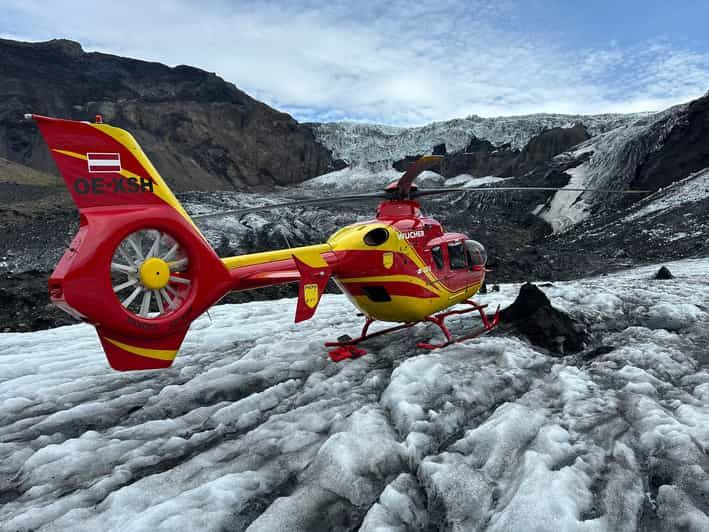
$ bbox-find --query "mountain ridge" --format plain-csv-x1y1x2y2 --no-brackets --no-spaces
0,37,339,191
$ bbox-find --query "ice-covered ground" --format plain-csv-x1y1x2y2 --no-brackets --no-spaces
2,258,709,531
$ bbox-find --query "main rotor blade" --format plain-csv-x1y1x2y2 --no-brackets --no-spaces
389,155,443,198
412,186,651,198
191,192,387,221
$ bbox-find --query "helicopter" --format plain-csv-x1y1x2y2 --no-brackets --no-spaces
27,113,646,371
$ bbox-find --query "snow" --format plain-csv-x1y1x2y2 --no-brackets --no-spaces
443,174,510,188
297,166,401,192
296,167,510,194
2,257,709,530
540,158,592,232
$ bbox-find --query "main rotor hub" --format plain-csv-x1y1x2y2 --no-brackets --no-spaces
139,257,170,290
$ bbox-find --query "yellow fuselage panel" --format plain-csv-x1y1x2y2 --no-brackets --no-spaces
337,281,481,322
328,222,482,322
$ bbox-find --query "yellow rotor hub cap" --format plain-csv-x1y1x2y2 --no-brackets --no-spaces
139,257,170,290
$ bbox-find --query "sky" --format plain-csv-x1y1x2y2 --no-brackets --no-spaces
2,0,708,126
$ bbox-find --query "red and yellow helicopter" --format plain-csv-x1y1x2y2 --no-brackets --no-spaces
28,114,644,371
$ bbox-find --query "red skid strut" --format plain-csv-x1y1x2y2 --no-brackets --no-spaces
325,318,416,361
325,300,500,361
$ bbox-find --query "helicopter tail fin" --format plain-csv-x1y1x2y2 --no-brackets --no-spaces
29,114,232,371
27,113,200,233
96,327,189,371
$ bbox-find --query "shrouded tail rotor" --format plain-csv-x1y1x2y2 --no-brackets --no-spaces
110,229,192,319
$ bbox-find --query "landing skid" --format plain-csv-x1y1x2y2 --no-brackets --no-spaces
325,300,501,361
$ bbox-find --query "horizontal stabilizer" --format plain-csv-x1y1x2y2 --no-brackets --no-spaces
293,255,331,323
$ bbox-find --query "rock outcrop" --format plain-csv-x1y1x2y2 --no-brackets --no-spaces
393,124,590,179
631,94,709,191
499,283,587,354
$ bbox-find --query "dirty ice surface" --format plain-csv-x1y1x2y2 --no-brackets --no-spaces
1,259,709,531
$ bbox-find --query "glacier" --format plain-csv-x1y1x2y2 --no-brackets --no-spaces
313,112,650,168
2,258,709,531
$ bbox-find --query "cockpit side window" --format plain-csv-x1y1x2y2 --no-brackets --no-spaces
448,242,467,270
464,240,487,269
431,246,444,269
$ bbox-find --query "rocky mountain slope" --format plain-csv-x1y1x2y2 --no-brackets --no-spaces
531,94,709,231
437,123,591,179
0,38,339,191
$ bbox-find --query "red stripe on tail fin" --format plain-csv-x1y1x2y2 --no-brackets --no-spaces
32,115,165,210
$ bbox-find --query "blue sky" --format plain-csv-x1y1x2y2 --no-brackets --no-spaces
2,0,708,125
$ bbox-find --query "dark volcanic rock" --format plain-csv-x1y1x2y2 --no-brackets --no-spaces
0,38,338,191
0,271,74,331
632,94,709,191
500,283,587,354
655,266,674,279
392,155,422,172
392,145,446,171
439,124,590,179
581,345,615,361
440,136,518,177
432,143,447,156
515,124,590,172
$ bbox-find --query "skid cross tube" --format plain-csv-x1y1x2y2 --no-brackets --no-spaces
324,300,501,356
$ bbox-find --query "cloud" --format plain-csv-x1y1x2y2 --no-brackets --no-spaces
2,0,708,125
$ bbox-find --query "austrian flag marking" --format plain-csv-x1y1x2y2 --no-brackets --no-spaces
87,153,121,173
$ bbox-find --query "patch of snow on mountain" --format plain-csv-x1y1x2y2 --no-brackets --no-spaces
297,167,510,193
297,166,401,192
2,258,709,530
540,158,592,232
443,175,511,187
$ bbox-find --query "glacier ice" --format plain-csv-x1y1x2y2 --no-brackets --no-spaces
1,259,709,530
